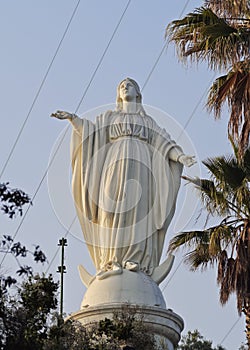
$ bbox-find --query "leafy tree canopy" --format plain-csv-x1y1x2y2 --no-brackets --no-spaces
177,330,226,350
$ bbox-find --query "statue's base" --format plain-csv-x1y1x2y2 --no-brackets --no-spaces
70,270,183,348
69,303,184,349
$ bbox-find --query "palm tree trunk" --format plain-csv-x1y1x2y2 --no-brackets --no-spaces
244,298,250,349
246,224,250,349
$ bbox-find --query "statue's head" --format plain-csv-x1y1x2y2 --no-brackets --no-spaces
116,78,142,111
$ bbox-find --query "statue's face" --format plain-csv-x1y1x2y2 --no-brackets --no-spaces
119,80,137,102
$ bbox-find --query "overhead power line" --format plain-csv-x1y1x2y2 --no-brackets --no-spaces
142,0,191,91
161,257,184,293
0,0,81,180
0,126,70,267
219,317,242,346
75,0,131,113
0,0,132,268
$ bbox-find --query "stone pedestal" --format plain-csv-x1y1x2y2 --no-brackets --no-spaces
70,270,184,349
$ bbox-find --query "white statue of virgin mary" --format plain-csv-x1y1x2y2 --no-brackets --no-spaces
51,78,195,284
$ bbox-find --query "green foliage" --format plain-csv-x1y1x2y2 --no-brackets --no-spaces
0,182,31,218
0,274,156,349
42,317,92,350
177,330,226,350
0,183,47,288
0,274,59,350
91,307,155,349
0,234,47,283
166,7,249,70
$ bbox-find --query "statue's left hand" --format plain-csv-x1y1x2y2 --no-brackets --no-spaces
178,154,196,167
50,110,76,121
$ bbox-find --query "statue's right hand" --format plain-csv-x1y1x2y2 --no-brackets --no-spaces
50,110,76,120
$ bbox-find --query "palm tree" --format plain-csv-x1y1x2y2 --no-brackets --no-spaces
168,145,250,346
166,1,250,157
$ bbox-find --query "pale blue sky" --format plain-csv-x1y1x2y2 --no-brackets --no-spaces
0,1,245,349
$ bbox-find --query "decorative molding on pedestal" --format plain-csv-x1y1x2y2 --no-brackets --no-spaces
70,303,184,350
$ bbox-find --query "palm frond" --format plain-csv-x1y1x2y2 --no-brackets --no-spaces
183,175,230,215
184,244,212,270
169,225,235,269
203,155,246,190
219,257,236,304
205,0,250,18
208,225,234,255
202,153,250,213
236,235,248,271
242,148,250,177
209,228,222,255
228,134,239,159
217,250,228,283
232,183,250,215
166,7,250,70
207,59,250,158
168,230,210,252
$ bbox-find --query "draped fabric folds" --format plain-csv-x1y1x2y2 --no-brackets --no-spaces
71,111,183,275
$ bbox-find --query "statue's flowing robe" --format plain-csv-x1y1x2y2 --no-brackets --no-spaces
71,111,183,274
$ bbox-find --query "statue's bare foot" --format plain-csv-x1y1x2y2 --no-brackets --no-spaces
123,261,139,272
96,261,123,280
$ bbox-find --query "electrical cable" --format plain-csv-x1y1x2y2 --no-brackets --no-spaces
141,0,191,91
219,317,242,346
161,257,184,293
74,0,131,113
0,0,81,180
0,126,70,267
0,0,132,268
